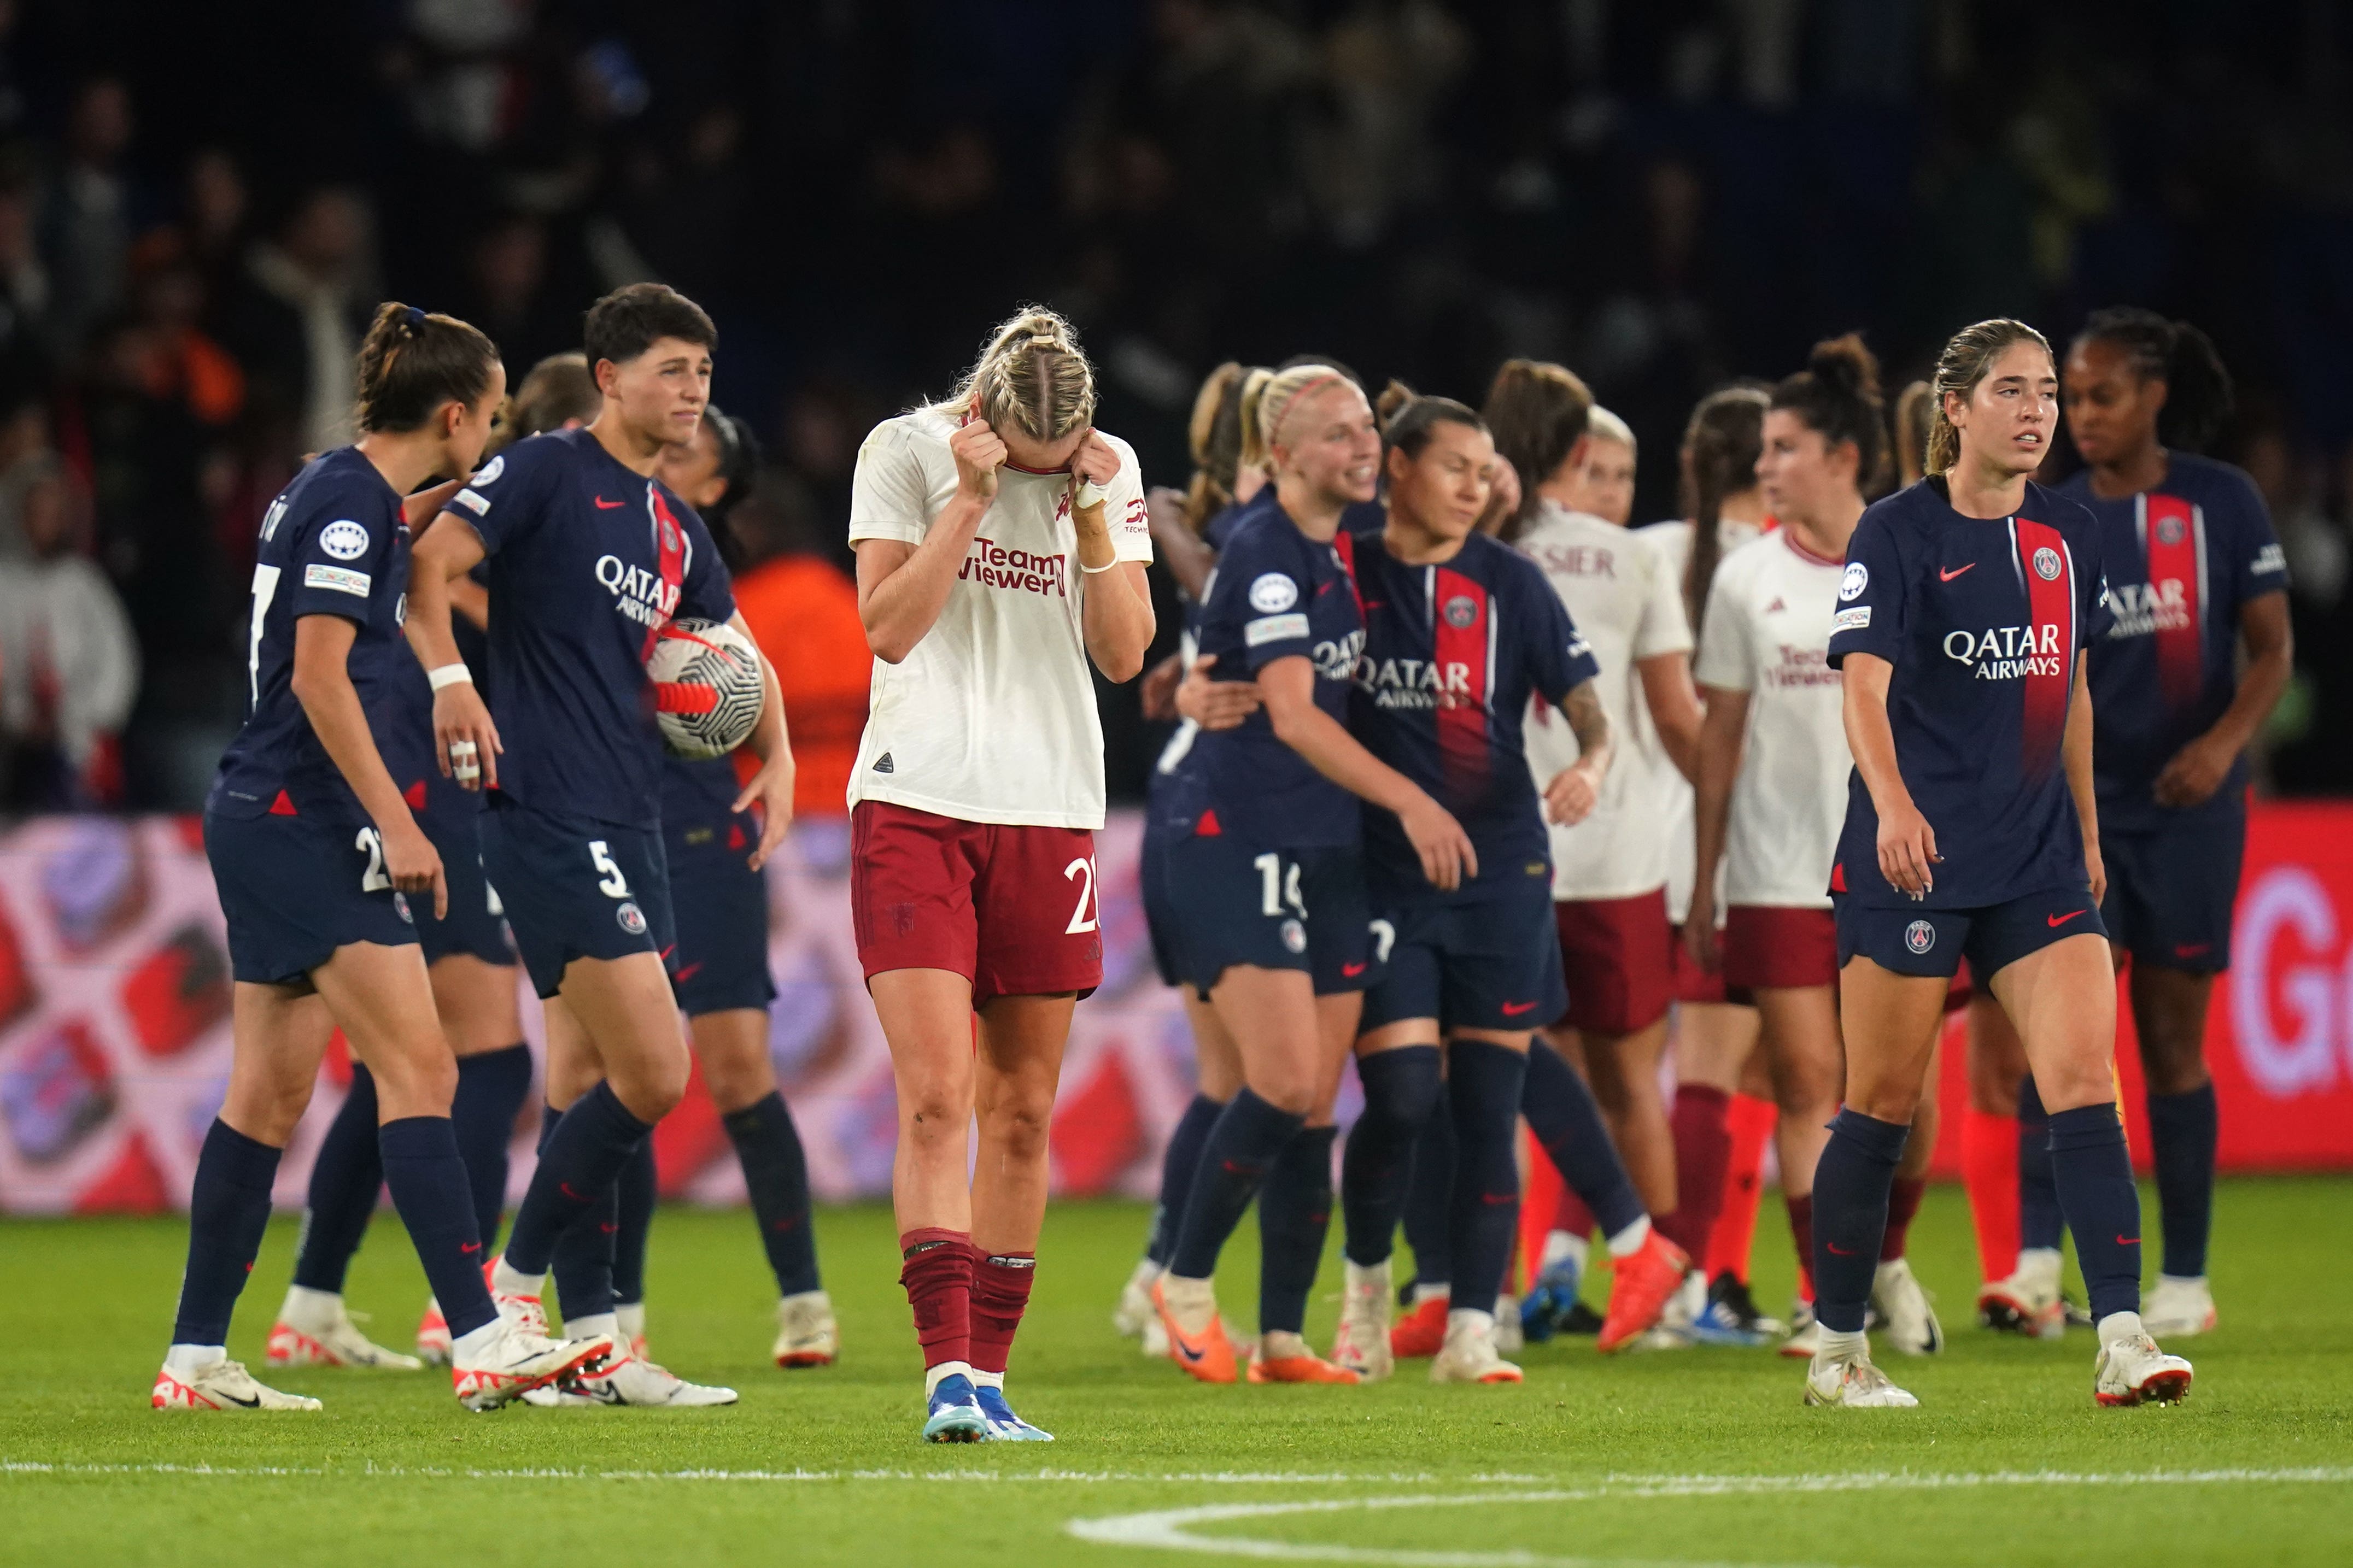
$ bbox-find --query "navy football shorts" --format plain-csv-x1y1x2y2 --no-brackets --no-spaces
665,813,777,1017
1360,877,1566,1034
1164,833,1376,997
479,794,675,999
205,807,417,985
412,779,514,969
1835,884,2108,984
2100,807,2244,974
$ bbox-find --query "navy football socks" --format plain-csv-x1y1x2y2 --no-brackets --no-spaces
451,1043,532,1248
504,1080,651,1279
723,1090,821,1296
172,1119,283,1346
1400,1103,1456,1290
611,1134,657,1309
1146,1093,1227,1268
2017,1074,2064,1252
2048,1103,2144,1323
1522,1037,1647,1240
1259,1125,1337,1335
379,1117,498,1340
1169,1088,1304,1281
1341,1046,1441,1267
2147,1083,2217,1279
1444,1042,1528,1317
1809,1108,1910,1335
289,1064,381,1294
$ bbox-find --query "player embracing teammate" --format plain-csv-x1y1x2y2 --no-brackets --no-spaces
847,308,1156,1441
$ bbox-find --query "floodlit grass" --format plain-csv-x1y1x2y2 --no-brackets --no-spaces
4,1180,2348,1566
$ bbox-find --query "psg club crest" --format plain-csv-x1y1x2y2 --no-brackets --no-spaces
1280,918,1307,954
1443,595,1478,629
1905,919,1936,955
617,901,648,936
2157,514,2187,546
2033,545,2063,581
393,892,413,925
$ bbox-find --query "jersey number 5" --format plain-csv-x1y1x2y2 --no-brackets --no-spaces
589,840,631,898
1063,856,1100,935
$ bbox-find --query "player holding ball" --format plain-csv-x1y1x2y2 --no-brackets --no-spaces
847,308,1155,1441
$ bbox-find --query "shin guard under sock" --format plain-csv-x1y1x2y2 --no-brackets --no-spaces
1445,1042,1530,1317
289,1064,381,1294
723,1090,821,1296
1400,1098,1456,1288
1259,1125,1338,1335
1881,1177,1927,1263
504,1080,650,1278
379,1117,497,1339
450,1043,532,1248
1659,1082,1730,1261
611,1134,656,1308
2146,1083,2217,1279
1707,1092,1776,1284
2018,1076,2063,1252
967,1243,1034,1376
1808,1109,1909,1334
2048,1103,2144,1323
1784,1191,1817,1302
1521,1038,1645,1240
1341,1046,1441,1267
899,1228,973,1370
1146,1093,1225,1268
172,1120,282,1347
1960,1105,2022,1282
1169,1089,1304,1281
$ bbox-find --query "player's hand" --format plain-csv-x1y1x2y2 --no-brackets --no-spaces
2152,732,2234,809
1542,759,1601,826
1400,792,1478,892
1069,428,1121,488
1175,654,1260,730
1480,459,1521,535
1876,796,1940,898
433,681,502,792
1140,651,1185,721
950,417,1005,502
1683,911,1720,974
734,750,797,872
381,817,448,921
2083,839,2108,909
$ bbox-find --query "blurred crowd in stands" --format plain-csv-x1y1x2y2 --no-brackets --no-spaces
0,0,2348,812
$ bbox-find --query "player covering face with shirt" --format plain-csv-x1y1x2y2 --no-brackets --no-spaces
1807,320,2192,1411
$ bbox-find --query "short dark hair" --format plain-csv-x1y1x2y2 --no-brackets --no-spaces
583,282,716,369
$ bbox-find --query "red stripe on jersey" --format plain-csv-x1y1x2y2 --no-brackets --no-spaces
2143,492,2204,713
2014,518,2073,782
1331,528,1366,621
646,486,690,662
1431,566,1491,803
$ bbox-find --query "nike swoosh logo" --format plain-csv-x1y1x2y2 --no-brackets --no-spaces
1826,1242,1856,1256
2047,909,2088,927
2174,942,2211,957
1500,1001,1538,1017
2117,1235,2140,1246
1341,961,1367,977
560,1182,586,1201
594,496,627,509
672,961,704,982
1940,563,1975,582
221,1391,261,1408
1178,1343,1205,1364
461,1242,481,1254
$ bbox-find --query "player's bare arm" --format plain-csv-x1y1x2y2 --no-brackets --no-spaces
1685,683,1751,971
1543,677,1611,826
857,418,1002,663
1146,484,1215,600
1257,654,1477,891
728,608,797,871
1841,649,1936,897
1068,430,1155,682
2155,591,2292,809
1174,652,1260,731
1637,651,1704,784
291,613,447,919
2063,659,2105,907
405,514,501,790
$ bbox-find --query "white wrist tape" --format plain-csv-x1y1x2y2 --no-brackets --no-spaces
428,663,473,691
1074,479,1106,510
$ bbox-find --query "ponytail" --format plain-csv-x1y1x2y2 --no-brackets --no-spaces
354,301,499,434
1239,362,1352,472
1678,386,1767,638
2072,306,2235,454
1892,380,1934,487
1769,333,1888,495
1482,358,1594,530
1183,361,1254,531
1376,378,1485,460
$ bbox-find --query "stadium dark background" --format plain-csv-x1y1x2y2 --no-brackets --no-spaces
0,0,2347,810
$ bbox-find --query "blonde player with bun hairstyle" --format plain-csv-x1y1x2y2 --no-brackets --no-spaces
848,306,1155,1442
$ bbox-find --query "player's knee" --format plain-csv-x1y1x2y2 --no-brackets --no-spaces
1250,1072,1316,1118
902,1088,971,1144
983,1096,1053,1164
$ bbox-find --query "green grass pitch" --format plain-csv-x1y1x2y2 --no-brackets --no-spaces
5,1179,2349,1567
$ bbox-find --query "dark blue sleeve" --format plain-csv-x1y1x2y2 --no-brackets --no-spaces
672,494,737,623
283,480,395,624
2071,506,2115,642
1509,554,1599,703
441,439,551,556
2220,466,2290,604
1825,507,1909,668
1225,528,1316,671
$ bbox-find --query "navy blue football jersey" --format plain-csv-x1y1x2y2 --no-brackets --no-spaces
1146,491,1271,823
2062,454,2288,829
1825,478,2112,908
1348,530,1599,904
441,427,735,829
1176,502,1367,848
212,447,413,825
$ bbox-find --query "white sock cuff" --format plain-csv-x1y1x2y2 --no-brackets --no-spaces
164,1343,226,1376
1411,1282,1451,1305
967,1369,1005,1391
924,1359,974,1399
1606,1214,1652,1258
490,1257,542,1297
451,1317,504,1359
566,1312,618,1342
1816,1325,1868,1360
2096,1310,2145,1344
279,1283,342,1326
1446,1308,1495,1336
1541,1230,1589,1270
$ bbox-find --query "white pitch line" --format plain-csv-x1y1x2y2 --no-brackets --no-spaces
0,1460,1485,1486
1064,1468,2353,1566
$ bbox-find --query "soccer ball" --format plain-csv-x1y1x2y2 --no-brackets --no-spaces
646,618,763,759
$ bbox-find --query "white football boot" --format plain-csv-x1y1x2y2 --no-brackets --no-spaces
266,1288,423,1370
152,1353,321,1411
2093,1313,2194,1407
1429,1310,1523,1384
521,1349,737,1407
1113,1258,1160,1339
414,1297,453,1365
2140,1275,2217,1338
1779,1300,1822,1359
1978,1247,2067,1340
1869,1259,1945,1356
1331,1258,1395,1381
774,1289,839,1369
450,1317,613,1412
1804,1331,1918,1408
1494,1294,1525,1354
